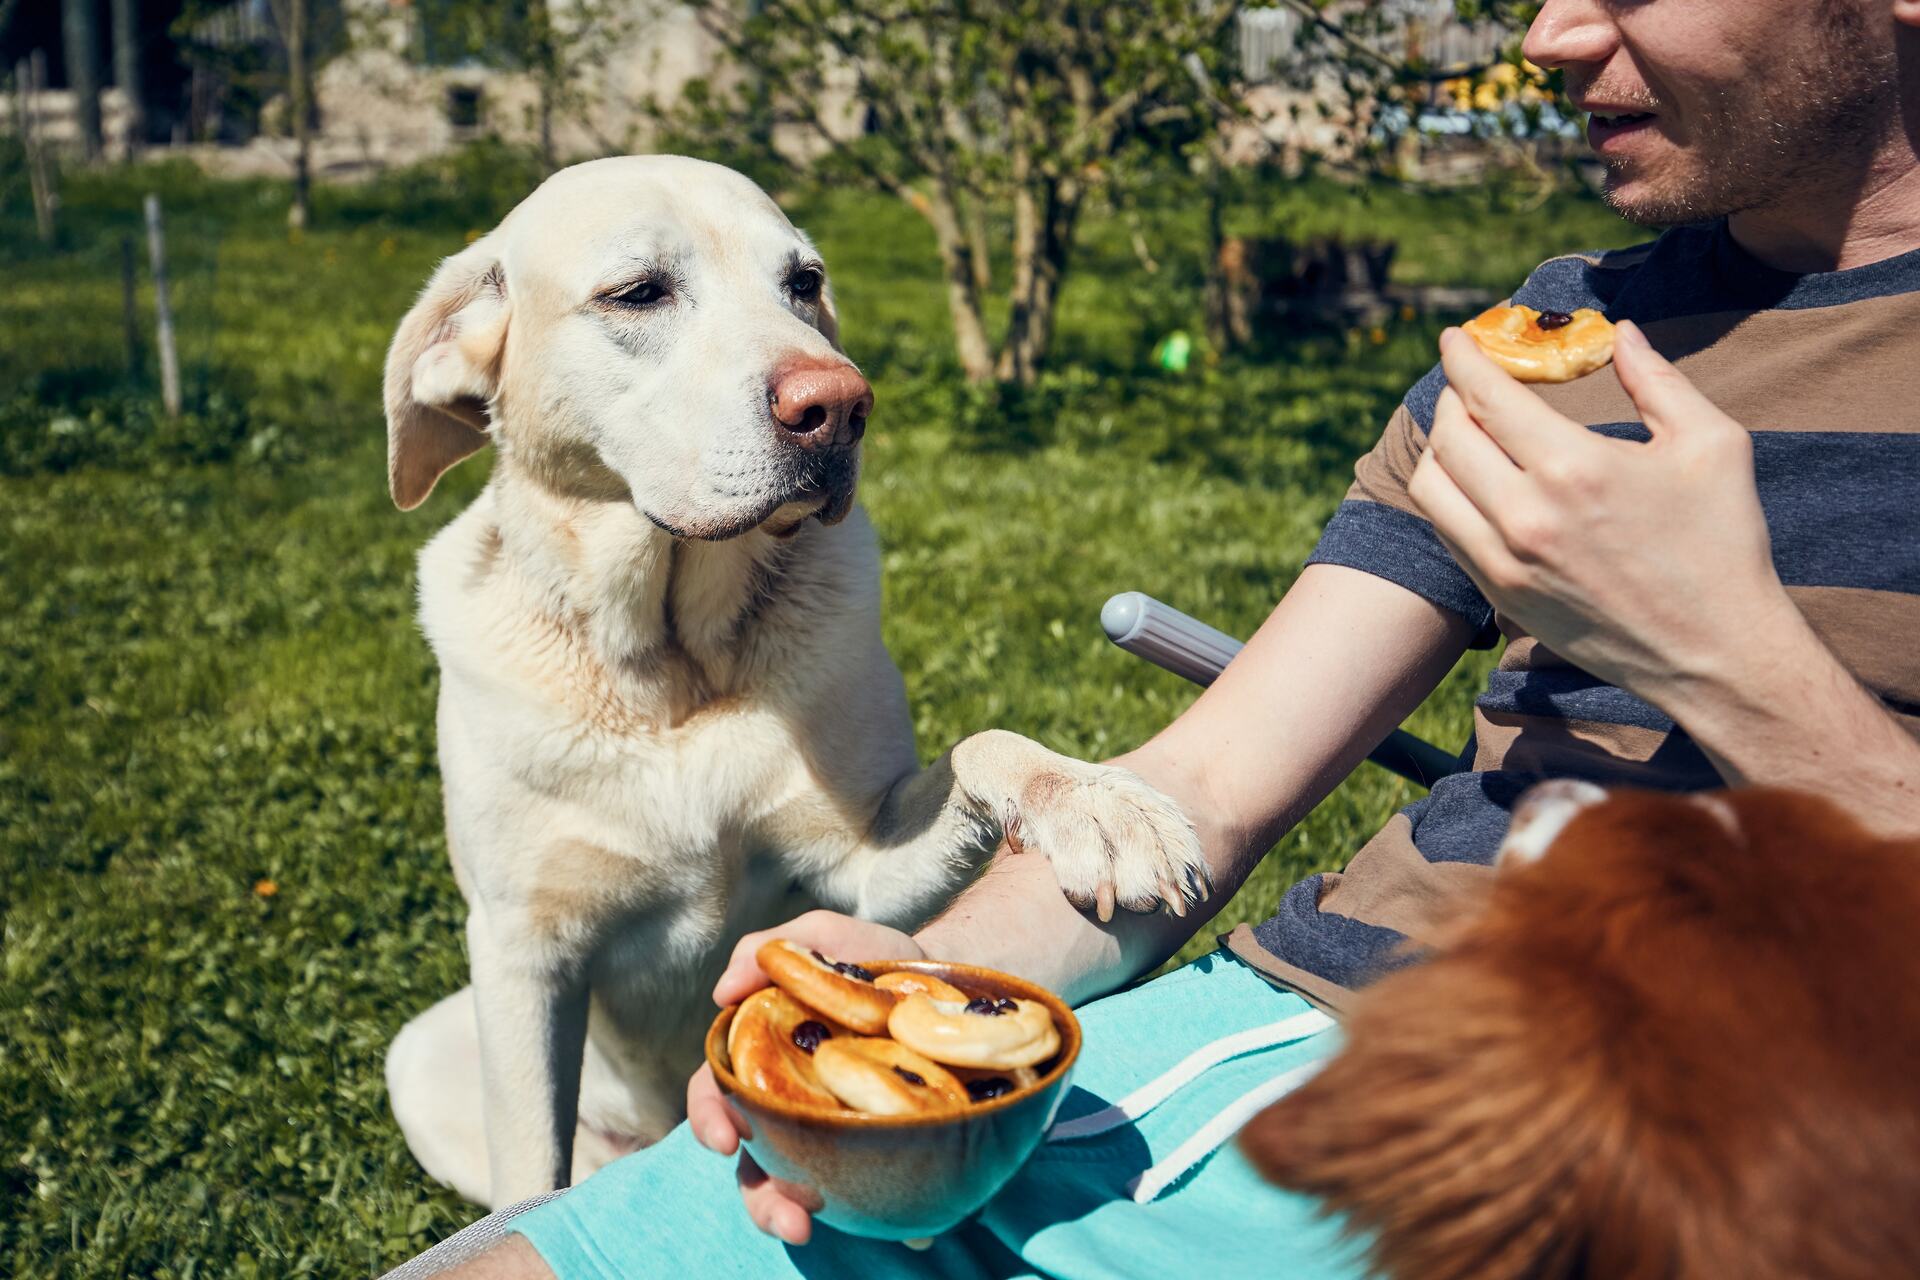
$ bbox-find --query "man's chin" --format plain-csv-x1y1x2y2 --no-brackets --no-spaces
1599,167,1712,229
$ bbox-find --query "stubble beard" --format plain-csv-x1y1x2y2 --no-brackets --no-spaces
1600,8,1897,228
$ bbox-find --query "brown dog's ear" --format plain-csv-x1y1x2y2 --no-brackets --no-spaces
1240,962,1598,1280
384,235,510,510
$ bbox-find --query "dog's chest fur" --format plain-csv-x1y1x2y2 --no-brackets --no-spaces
416,481,865,963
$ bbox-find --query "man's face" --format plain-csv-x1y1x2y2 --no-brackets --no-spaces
1524,0,1899,226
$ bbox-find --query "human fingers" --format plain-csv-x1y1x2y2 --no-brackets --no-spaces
712,911,923,1007
687,1063,745,1156
713,927,784,1008
1427,387,1530,516
737,1151,815,1246
1409,447,1526,592
1611,320,1741,444
1438,327,1588,468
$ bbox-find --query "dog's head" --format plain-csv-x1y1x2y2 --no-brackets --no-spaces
1242,785,1920,1280
383,155,868,537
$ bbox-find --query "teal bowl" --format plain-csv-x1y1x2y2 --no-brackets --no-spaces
705,958,1082,1240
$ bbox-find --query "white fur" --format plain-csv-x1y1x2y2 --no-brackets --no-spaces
381,157,1209,1207
1497,779,1609,868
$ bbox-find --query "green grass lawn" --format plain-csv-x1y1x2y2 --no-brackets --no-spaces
0,146,1637,1276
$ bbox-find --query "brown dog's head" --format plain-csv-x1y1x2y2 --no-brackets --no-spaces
1242,786,1920,1280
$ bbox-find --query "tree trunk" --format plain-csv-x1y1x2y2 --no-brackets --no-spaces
109,0,143,159
905,184,995,383
1019,181,1080,381
60,0,103,162
1201,139,1250,353
538,78,556,172
528,0,557,172
17,54,58,243
998,139,1039,385
998,175,1079,386
286,0,310,230
963,193,992,295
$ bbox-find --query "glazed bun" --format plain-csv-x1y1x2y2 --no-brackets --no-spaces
1460,304,1615,383
888,993,1061,1070
951,1064,1040,1103
874,971,970,1002
758,938,897,1035
727,987,846,1110
813,1037,968,1116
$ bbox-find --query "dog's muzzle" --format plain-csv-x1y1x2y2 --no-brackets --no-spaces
793,449,861,526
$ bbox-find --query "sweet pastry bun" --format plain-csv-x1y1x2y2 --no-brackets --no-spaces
758,938,898,1035
1460,304,1615,383
727,987,846,1110
812,1036,968,1116
888,993,1061,1070
874,971,970,1002
951,1065,1041,1103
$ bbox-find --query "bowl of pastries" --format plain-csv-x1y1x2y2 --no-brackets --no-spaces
704,938,1083,1240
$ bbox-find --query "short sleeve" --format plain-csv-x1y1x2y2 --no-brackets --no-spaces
1304,373,1499,645
1305,247,1631,645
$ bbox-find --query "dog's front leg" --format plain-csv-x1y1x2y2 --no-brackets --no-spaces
794,729,1209,928
945,729,1211,920
466,910,590,1206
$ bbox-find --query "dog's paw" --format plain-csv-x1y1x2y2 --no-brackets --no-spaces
1004,763,1211,922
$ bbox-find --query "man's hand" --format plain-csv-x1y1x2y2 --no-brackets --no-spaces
686,911,923,1246
1409,320,1920,834
1408,319,1802,700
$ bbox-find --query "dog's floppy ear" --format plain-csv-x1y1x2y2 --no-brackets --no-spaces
384,235,510,510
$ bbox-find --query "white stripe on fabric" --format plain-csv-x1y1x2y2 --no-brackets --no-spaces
1044,1009,1334,1142
1126,1059,1327,1204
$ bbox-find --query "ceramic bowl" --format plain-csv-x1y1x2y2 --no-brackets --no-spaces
704,958,1082,1240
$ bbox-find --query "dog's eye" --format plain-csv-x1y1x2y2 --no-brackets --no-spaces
608,278,668,308
787,268,823,301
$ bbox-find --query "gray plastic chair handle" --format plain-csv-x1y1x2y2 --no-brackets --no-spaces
1100,591,1245,687
1100,591,1462,789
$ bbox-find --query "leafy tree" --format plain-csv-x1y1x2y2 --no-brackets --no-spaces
675,0,1254,385
670,0,1528,386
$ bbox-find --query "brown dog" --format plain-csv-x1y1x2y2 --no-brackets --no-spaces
1242,784,1920,1280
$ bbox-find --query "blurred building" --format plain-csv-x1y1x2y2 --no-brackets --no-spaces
3,0,1511,179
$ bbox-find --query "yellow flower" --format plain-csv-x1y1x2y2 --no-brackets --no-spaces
253,878,279,898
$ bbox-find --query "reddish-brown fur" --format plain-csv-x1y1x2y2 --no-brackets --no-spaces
1241,788,1920,1280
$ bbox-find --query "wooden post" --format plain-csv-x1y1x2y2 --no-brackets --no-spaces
144,194,181,417
110,0,146,161
61,0,104,163
287,0,311,230
16,54,57,244
120,235,141,378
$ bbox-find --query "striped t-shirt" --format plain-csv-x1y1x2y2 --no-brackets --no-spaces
1227,220,1920,1011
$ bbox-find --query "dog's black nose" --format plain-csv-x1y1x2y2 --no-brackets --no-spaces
769,359,873,448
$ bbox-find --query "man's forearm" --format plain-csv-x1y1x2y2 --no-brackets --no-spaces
1654,606,1920,835
915,565,1476,1004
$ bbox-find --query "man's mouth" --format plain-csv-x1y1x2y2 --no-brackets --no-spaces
1586,111,1657,152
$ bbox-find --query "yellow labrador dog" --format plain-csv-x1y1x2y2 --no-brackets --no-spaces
381,156,1208,1208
